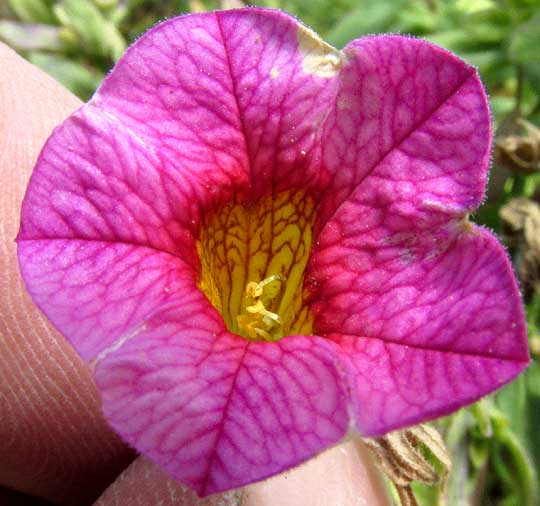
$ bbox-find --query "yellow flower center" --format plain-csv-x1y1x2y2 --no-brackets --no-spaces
197,191,315,341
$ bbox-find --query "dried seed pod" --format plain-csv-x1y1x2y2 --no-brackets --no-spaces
495,119,540,175
362,424,451,506
500,197,540,301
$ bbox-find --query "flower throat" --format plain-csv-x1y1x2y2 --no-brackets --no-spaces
197,191,315,341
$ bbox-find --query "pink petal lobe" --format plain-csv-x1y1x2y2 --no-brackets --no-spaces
92,9,340,199
316,35,490,228
17,105,202,262
95,295,350,496
309,223,528,435
17,240,194,360
334,337,523,436
91,12,251,200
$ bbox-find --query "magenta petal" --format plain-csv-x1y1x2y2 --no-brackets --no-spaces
334,337,524,436
17,240,194,359
92,9,340,199
310,225,528,434
95,294,349,496
91,12,251,199
17,105,205,261
317,35,490,226
303,35,526,434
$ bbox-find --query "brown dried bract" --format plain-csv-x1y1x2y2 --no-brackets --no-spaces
500,197,540,301
362,425,451,506
495,119,540,175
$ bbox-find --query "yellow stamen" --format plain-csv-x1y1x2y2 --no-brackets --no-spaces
237,274,285,341
246,300,281,324
254,328,273,340
245,273,286,298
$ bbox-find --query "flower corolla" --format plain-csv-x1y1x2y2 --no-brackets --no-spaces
17,8,529,496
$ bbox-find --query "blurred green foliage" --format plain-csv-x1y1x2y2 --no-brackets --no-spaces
1,1,539,505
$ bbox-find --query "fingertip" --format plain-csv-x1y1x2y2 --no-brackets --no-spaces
242,440,390,506
94,442,390,506
93,457,244,506
0,43,133,503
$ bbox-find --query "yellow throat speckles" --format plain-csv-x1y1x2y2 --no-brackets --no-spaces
197,191,315,341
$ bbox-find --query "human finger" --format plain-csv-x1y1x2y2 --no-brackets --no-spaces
0,42,133,504
93,441,390,506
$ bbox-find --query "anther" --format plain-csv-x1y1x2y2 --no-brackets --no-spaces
245,273,286,298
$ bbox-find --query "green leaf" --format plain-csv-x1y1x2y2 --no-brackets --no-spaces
496,0,540,9
325,0,404,48
491,412,539,506
53,0,126,60
396,2,440,34
494,362,540,490
470,399,493,438
410,481,440,506
469,437,489,469
490,95,519,123
454,48,500,69
94,0,118,9
508,12,540,64
8,0,54,24
456,0,498,13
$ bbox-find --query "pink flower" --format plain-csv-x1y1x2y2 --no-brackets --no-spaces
17,8,528,497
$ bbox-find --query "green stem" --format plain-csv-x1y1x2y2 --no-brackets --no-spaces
492,413,538,506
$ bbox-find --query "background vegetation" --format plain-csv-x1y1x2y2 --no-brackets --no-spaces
1,1,539,505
